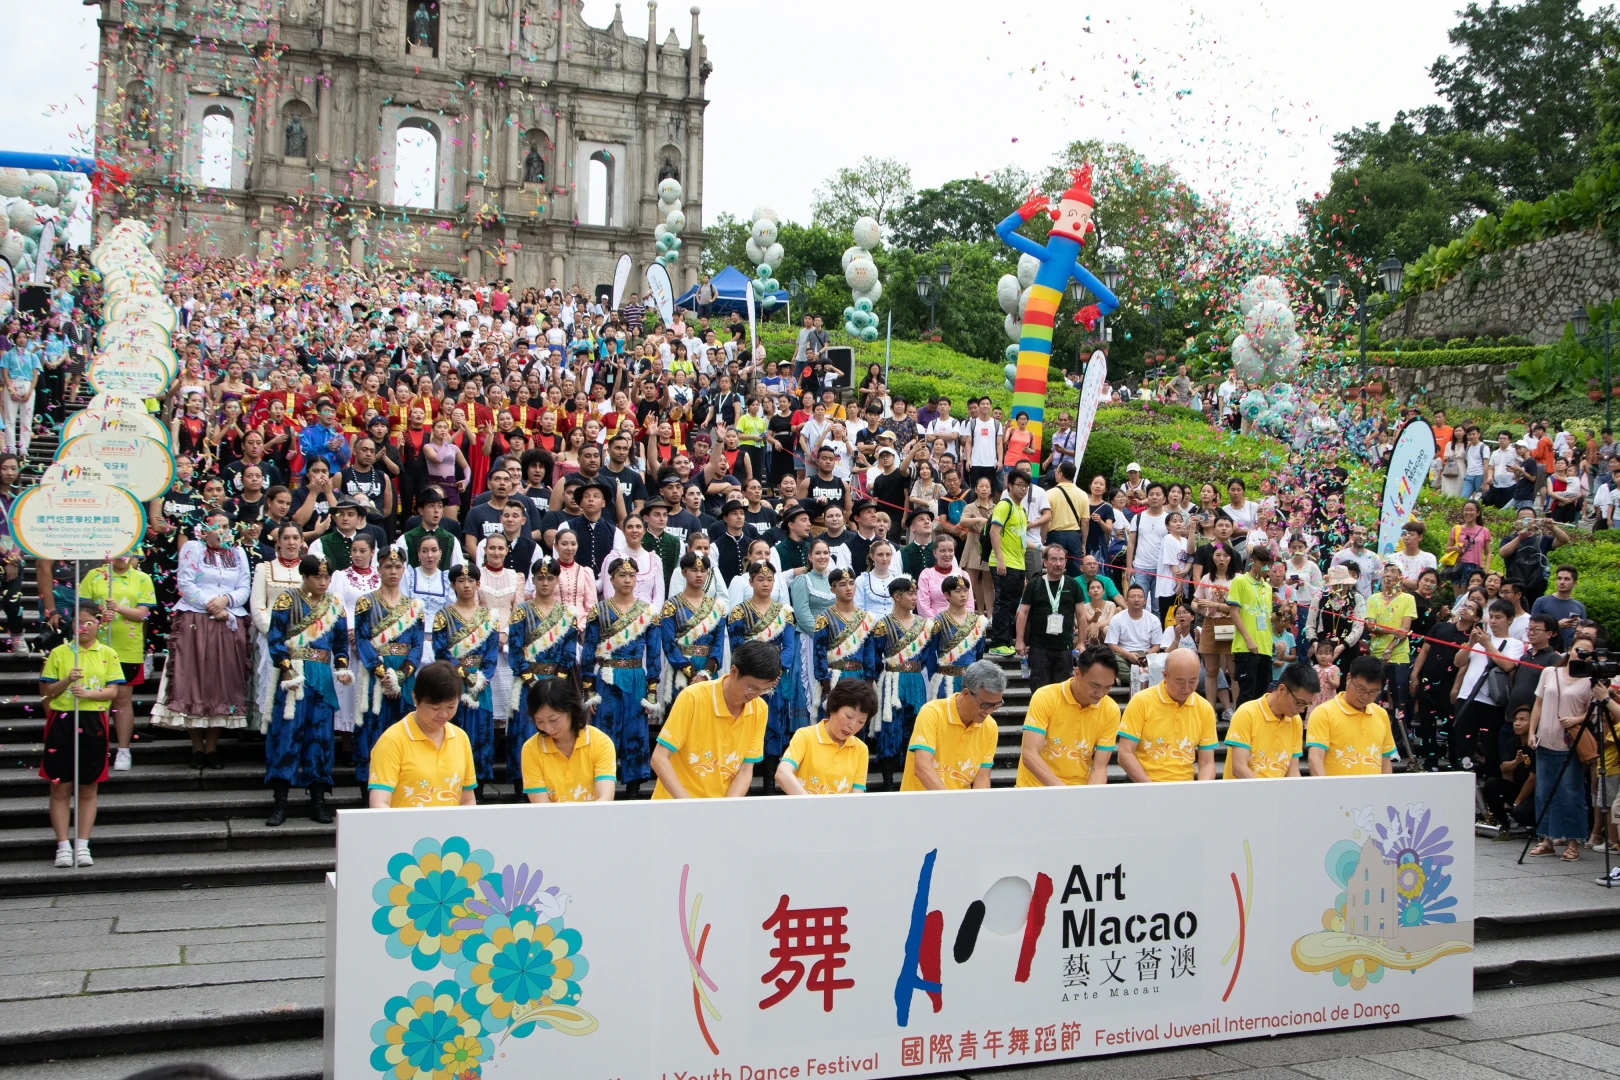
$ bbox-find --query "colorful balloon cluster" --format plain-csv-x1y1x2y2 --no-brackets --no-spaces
745,205,785,312
1230,275,1303,384
652,178,685,270
998,254,1041,390
0,167,82,275
841,215,883,341
1241,381,1302,436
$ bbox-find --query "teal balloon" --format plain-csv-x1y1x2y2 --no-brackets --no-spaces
756,263,773,279
1004,363,1018,380
762,297,778,311
667,236,682,251
1240,389,1267,420
845,320,861,336
860,326,879,342
843,306,856,321
1004,344,1019,362
766,278,780,292
854,297,874,314
1267,382,1294,403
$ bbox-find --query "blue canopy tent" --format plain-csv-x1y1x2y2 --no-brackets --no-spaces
673,264,788,314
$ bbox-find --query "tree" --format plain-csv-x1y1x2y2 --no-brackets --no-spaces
888,173,1027,250
810,156,914,231
700,212,750,277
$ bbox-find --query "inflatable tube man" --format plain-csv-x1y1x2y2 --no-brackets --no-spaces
994,165,1119,474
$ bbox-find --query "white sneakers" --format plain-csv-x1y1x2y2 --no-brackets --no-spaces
54,842,93,867
113,748,132,772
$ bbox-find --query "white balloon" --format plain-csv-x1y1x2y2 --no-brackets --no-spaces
6,202,35,235
25,175,59,208
852,216,882,251
1267,336,1304,379
1231,334,1266,381
845,257,879,293
1017,253,1041,289
752,205,779,225
745,237,764,265
996,274,1021,316
1244,300,1296,354
0,230,24,266
1018,285,1033,319
842,245,866,271
657,178,684,205
0,170,25,199
665,209,686,233
764,242,784,268
654,223,670,242
1005,314,1023,343
861,279,882,305
751,217,779,246
1238,275,1289,317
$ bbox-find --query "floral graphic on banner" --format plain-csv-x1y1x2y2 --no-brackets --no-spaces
1291,804,1473,990
371,840,596,1078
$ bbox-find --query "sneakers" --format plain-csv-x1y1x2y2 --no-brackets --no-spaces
54,844,73,868
113,748,132,772
75,843,93,867
988,645,1016,657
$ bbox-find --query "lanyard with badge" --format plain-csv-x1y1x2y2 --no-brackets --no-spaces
1044,576,1066,637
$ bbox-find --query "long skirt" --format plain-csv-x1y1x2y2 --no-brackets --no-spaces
596,677,651,783
355,671,415,786
265,691,335,789
457,704,496,784
251,630,277,733
765,655,810,758
151,613,250,730
1535,747,1587,842
870,670,927,762
333,643,360,734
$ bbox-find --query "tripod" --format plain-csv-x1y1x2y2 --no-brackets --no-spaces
1517,696,1615,888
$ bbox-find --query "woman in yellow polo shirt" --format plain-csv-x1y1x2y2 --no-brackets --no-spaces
367,661,479,808
521,677,617,803
778,679,876,795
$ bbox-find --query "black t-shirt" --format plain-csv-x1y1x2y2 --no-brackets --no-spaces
803,473,847,524
1511,459,1542,503
1021,574,1085,651
601,464,646,522
666,509,705,548
461,498,525,549
339,465,390,517
223,457,284,496
745,504,779,544
698,471,742,519
1192,542,1245,581
1418,621,1466,684
868,470,909,528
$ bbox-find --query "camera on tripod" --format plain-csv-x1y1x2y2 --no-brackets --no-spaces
1568,649,1620,681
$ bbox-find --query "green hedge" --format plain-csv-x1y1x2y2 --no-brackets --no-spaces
1364,346,1541,368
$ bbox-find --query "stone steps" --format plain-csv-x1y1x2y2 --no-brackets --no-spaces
0,1037,323,1080
0,848,337,897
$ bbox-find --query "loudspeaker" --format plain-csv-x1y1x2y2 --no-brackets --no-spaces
821,345,854,389
17,285,49,316
594,283,613,306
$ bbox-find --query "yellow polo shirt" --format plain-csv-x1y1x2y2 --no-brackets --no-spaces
1364,589,1417,664
1306,694,1395,775
1222,696,1303,779
902,696,999,791
80,566,157,664
520,724,617,802
782,721,869,794
368,713,477,807
1015,681,1120,786
41,640,123,713
652,678,769,799
1116,684,1218,782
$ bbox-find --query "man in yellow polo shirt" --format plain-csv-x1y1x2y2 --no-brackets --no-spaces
1227,544,1274,709
1306,655,1396,776
778,679,877,795
368,661,478,807
651,641,782,799
1115,649,1218,782
1224,662,1319,778
1017,646,1119,786
902,660,1004,790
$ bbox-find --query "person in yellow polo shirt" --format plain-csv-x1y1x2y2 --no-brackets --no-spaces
1116,649,1218,782
1017,646,1119,787
521,677,616,803
778,679,877,795
650,640,783,799
40,602,123,867
367,661,478,807
902,659,1004,790
1224,662,1320,778
1306,655,1396,776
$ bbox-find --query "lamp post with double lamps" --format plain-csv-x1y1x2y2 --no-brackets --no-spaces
1324,254,1406,385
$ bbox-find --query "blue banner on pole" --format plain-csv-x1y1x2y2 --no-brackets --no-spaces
1377,418,1436,557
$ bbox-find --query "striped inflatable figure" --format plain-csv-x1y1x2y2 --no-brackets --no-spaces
993,164,1119,475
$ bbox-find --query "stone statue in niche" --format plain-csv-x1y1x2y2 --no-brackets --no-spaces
522,145,546,183
409,0,435,46
519,0,553,52
282,0,317,22
657,155,679,182
284,114,308,158
125,83,152,140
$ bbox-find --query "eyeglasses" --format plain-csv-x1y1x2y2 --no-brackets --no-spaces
969,692,1004,713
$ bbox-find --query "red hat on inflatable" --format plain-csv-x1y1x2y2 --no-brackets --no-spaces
1060,164,1095,207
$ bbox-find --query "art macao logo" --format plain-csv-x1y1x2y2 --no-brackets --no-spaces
369,837,596,1080
1292,803,1473,990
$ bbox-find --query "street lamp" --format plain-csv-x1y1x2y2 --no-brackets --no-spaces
1324,253,1405,384
1571,304,1612,428
788,277,801,325
1141,286,1176,362
915,260,951,333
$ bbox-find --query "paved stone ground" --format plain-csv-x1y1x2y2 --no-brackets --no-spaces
0,837,1617,1078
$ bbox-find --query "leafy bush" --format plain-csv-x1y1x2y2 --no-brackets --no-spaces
1421,337,1443,350
1475,335,1496,347
1445,337,1471,349
1507,353,1578,407
1077,432,1134,486
1365,346,1541,368
1499,334,1533,346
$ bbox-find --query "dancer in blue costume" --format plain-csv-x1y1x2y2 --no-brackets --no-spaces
928,574,990,698
352,549,425,788
431,565,500,797
870,576,936,790
810,568,879,721
581,557,664,795
265,555,351,826
728,559,801,794
505,557,582,799
660,552,729,700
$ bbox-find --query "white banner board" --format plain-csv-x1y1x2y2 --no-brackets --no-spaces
329,773,1472,1079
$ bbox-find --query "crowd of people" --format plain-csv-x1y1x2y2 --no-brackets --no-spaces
7,253,1620,871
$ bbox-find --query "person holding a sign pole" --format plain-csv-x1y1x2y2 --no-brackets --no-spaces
80,551,155,773
40,601,122,867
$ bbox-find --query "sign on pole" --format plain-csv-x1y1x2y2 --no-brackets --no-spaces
1071,349,1109,467
645,262,675,327
327,773,1473,1079
64,407,171,447
610,253,633,311
8,481,146,560
1377,419,1436,557
744,274,757,369
86,351,175,400
56,433,176,502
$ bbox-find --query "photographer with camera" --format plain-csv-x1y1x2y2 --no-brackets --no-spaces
1527,622,1602,861
1498,508,1570,606
1565,627,1620,854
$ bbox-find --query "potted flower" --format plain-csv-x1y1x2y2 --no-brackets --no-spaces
1590,378,1605,401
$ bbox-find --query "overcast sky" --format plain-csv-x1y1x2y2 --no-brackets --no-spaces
1,1,1554,238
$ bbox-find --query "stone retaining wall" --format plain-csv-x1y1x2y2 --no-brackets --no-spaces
1362,362,1511,409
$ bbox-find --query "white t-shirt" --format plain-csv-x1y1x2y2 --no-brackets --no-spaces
1509,612,1530,641
1489,448,1518,488
1222,500,1258,532
1465,441,1488,477
1106,609,1161,654
968,419,1001,467
1388,549,1437,583
1020,485,1051,551
1155,534,1193,598
1458,635,1525,705
1129,508,1170,571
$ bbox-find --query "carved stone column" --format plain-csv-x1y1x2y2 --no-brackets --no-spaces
645,2,658,94
505,91,522,186
553,92,572,222
316,61,332,163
